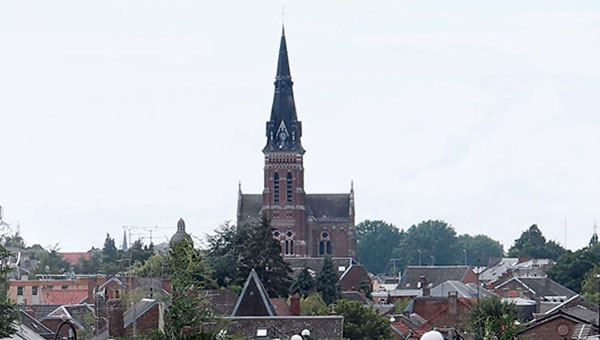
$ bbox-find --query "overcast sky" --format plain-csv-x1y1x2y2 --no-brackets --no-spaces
1,1,599,252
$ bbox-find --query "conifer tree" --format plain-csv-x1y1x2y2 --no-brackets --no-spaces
317,255,340,305
290,265,315,297
0,244,18,337
239,215,292,298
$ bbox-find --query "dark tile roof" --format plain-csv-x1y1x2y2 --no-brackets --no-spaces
17,305,61,321
200,289,239,317
340,291,369,304
431,280,495,299
286,257,355,274
231,269,276,317
497,277,577,299
544,294,599,315
19,310,54,337
397,266,473,290
124,298,160,328
306,194,350,220
238,194,263,224
270,298,292,316
43,304,95,330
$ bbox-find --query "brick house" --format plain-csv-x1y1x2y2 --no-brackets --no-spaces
518,307,599,340
396,266,478,291
406,293,474,331
236,28,357,260
495,277,577,313
123,298,165,337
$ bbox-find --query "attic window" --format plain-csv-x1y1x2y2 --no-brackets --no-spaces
256,328,268,337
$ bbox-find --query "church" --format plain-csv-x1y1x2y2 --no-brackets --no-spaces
237,29,357,260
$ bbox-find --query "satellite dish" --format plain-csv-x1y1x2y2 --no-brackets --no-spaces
420,330,444,340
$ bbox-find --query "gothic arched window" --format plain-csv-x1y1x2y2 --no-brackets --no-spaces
286,173,293,204
319,241,325,256
273,173,280,204
326,241,332,255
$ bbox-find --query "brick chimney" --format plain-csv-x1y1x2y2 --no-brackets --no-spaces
107,300,124,337
290,293,301,316
448,291,458,314
419,276,430,297
87,277,97,304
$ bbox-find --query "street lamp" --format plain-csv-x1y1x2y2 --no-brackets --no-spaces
301,329,311,338
291,335,303,340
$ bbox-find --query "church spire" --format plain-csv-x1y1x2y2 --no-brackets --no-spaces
264,28,304,154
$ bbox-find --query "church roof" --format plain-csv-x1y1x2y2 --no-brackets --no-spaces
263,27,304,154
237,193,352,225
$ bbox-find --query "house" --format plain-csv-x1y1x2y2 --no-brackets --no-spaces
41,304,99,337
60,252,91,267
479,257,554,286
430,280,495,299
123,298,165,337
0,310,55,340
518,306,599,340
396,266,477,291
495,277,577,312
405,293,474,331
222,269,344,339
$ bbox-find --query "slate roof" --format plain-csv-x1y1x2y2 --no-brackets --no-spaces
223,316,344,340
496,277,577,299
199,289,239,316
286,257,355,276
545,294,599,315
397,266,474,290
430,280,495,299
43,304,96,330
124,298,160,328
231,269,276,317
237,194,263,224
18,310,54,338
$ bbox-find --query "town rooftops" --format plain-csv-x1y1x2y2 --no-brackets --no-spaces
430,280,495,299
231,269,276,317
396,266,476,290
496,277,577,300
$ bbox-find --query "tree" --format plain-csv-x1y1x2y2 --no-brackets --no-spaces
317,255,340,305
101,234,120,275
126,239,153,266
3,232,26,248
289,265,315,297
469,296,520,340
206,222,250,287
300,293,329,315
393,220,460,266
0,242,18,337
548,243,600,292
458,234,504,266
74,251,101,274
356,220,404,274
238,216,292,297
133,252,170,278
33,244,70,275
334,300,392,340
581,265,600,303
163,237,218,338
508,224,566,261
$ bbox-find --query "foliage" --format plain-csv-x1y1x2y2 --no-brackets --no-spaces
133,252,171,278
126,239,154,266
581,264,600,303
206,222,250,287
507,224,566,261
238,216,292,298
74,251,101,274
469,296,520,340
300,293,329,315
101,234,120,275
289,266,315,297
458,234,504,266
122,287,147,310
394,298,412,314
33,244,70,275
163,237,218,338
393,220,461,266
356,220,404,274
548,243,600,292
590,233,599,247
0,242,18,337
3,232,26,248
317,256,341,305
334,300,392,340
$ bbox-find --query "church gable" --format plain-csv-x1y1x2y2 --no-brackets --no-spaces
231,269,276,317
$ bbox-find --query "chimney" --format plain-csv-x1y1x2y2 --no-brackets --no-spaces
290,293,301,316
448,291,458,314
87,277,97,304
419,276,430,297
107,300,124,337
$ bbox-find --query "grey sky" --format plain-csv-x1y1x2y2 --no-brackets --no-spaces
1,1,599,252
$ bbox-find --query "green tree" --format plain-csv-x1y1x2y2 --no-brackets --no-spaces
458,234,504,266
334,300,392,340
300,293,329,315
101,234,120,275
126,239,153,267
507,224,566,261
317,256,340,305
289,265,315,297
163,237,218,338
356,220,404,274
0,242,19,337
238,216,292,297
3,232,26,248
393,220,460,265
548,243,600,292
133,252,170,278
581,264,600,303
469,296,520,340
206,222,250,287
74,251,101,274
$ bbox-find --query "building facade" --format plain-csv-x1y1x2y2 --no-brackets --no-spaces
237,29,356,259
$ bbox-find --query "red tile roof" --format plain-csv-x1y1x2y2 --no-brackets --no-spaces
42,289,88,305
270,298,292,316
60,252,90,266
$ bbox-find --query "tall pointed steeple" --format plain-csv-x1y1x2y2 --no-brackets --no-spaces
264,27,304,154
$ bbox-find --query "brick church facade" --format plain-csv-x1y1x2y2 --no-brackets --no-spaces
237,29,357,259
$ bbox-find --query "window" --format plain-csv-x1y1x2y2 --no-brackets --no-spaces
284,231,294,255
326,241,332,255
286,173,293,203
61,285,68,290
17,287,23,296
256,329,268,337
273,173,280,204
32,286,38,296
319,241,325,255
